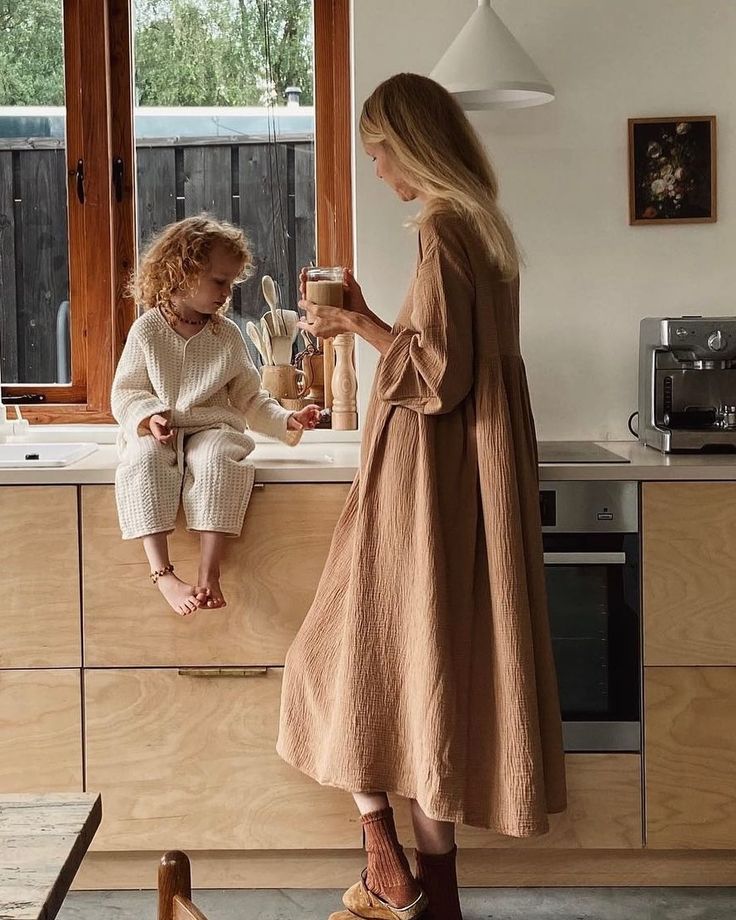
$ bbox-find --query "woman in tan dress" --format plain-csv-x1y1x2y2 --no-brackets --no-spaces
277,73,566,920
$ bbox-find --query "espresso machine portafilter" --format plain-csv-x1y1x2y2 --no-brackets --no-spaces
638,316,736,453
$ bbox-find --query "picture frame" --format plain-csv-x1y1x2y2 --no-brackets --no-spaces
628,115,717,225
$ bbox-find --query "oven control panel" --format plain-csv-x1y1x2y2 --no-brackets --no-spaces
539,481,638,533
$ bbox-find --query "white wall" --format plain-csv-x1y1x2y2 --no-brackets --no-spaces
352,0,736,440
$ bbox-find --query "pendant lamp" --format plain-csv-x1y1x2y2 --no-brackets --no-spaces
430,0,554,110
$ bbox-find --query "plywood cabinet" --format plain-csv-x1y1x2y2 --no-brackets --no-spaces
84,667,360,851
82,483,350,667
646,667,736,848
642,482,736,665
15,474,736,876
393,755,642,849
0,486,80,667
0,669,82,792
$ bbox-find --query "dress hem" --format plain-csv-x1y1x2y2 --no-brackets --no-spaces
276,742,560,839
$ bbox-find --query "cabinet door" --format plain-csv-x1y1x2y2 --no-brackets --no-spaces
82,483,349,667
0,669,82,791
84,667,360,850
392,755,642,849
0,486,80,667
643,482,736,665
646,667,736,848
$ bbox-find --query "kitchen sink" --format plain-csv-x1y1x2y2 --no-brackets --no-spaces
0,442,98,468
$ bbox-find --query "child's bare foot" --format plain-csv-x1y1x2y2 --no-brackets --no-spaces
197,571,226,609
157,573,201,616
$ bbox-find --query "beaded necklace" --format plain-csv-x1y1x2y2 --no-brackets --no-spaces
161,303,209,327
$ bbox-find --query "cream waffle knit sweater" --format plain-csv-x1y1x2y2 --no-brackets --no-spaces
111,308,299,443
111,309,300,539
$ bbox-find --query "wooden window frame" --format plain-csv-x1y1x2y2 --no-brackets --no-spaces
314,0,353,272
4,0,352,425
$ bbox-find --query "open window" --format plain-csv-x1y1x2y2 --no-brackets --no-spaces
0,0,352,423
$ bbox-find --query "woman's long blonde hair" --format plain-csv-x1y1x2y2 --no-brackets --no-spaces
360,73,519,280
129,215,253,315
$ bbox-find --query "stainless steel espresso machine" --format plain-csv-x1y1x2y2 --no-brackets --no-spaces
638,316,736,452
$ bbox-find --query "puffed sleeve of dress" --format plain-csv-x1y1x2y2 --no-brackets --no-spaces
375,219,475,416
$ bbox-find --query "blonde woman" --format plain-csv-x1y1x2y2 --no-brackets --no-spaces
278,74,566,920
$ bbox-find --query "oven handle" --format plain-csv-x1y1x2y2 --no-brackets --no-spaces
543,552,627,565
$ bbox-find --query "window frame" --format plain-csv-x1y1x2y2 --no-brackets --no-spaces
3,0,352,424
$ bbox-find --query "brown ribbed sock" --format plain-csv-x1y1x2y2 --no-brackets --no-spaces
415,846,463,920
362,807,422,908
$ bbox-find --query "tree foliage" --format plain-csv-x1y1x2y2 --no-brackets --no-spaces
0,0,65,105
0,0,313,107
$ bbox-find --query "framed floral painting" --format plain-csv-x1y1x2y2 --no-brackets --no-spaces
628,116,717,225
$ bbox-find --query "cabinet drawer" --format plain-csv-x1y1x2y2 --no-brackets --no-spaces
0,486,80,667
393,755,642,849
646,667,736,848
82,483,349,666
0,669,82,792
84,667,360,850
643,482,736,665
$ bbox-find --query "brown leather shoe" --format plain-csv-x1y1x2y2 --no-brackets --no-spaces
341,869,428,919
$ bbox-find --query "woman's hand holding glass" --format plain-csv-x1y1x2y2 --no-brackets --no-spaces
297,266,393,349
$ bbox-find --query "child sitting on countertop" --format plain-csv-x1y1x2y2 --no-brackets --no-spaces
111,215,320,615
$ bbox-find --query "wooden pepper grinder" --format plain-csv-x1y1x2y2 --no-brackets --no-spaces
306,267,358,430
331,332,358,430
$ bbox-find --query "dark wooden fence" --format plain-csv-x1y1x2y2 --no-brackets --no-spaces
0,139,315,384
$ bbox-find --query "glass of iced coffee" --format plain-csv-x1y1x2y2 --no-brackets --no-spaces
304,265,357,430
305,267,344,307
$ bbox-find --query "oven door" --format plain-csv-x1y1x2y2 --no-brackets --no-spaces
543,533,641,752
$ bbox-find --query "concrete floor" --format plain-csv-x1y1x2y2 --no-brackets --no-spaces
58,887,736,920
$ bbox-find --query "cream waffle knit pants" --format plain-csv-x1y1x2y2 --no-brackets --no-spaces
115,427,256,540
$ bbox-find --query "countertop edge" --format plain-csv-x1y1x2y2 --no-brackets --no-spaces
2,441,736,485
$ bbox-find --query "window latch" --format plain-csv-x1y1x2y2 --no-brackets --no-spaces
3,394,47,404
112,157,124,203
74,159,85,204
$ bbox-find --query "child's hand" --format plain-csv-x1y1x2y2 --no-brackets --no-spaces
149,414,176,444
288,405,321,431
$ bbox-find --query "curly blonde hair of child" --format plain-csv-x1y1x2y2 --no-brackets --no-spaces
129,215,253,318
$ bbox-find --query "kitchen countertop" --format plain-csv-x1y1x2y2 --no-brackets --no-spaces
2,438,736,485
539,440,736,481
0,441,362,486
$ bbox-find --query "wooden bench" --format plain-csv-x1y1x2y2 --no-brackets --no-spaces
0,793,102,920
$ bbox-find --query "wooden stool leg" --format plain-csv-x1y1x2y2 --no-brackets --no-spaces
158,851,192,920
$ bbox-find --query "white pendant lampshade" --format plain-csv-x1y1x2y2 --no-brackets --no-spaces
430,0,554,110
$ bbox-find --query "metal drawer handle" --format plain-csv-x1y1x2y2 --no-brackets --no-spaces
177,667,268,678
544,552,627,566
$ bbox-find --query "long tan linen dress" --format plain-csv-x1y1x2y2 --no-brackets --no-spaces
277,212,567,836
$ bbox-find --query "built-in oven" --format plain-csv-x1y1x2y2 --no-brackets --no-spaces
540,480,640,753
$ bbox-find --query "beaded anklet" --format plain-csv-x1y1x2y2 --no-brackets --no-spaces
150,564,175,584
